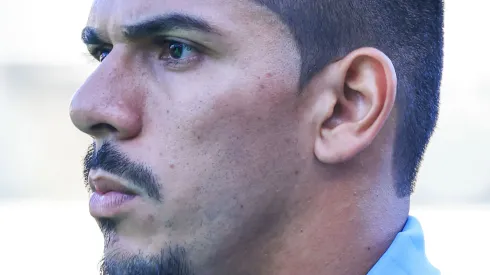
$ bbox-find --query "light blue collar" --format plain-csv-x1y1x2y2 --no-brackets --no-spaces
367,216,440,275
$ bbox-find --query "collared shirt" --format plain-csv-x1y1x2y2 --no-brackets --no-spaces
368,216,440,275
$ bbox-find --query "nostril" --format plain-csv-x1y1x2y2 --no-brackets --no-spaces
90,123,118,134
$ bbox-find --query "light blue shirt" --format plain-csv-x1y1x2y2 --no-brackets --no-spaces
368,216,440,275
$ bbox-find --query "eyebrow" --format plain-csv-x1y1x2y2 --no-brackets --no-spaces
81,14,219,45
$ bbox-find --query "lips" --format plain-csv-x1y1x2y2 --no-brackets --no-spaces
88,173,141,218
93,178,138,195
89,191,137,217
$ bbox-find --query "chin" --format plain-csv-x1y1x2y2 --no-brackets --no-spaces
101,230,162,256
99,245,195,275
99,233,195,275
97,216,163,252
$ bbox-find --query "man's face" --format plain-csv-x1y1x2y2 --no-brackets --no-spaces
71,0,307,273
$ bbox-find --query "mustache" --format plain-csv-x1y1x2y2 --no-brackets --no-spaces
83,142,161,201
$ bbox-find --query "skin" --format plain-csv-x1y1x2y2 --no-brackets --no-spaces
70,0,409,274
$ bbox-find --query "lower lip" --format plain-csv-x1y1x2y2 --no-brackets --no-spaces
89,192,137,217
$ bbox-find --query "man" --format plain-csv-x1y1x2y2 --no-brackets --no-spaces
70,0,443,274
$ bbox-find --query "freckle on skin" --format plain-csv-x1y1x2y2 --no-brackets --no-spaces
266,73,273,78
148,214,155,222
170,164,175,169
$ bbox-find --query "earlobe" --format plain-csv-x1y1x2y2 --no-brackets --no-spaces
312,47,397,164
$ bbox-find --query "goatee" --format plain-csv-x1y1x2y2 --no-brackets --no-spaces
99,246,195,275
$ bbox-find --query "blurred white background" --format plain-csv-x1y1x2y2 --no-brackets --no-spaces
0,0,489,274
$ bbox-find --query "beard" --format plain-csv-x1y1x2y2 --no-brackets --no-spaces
99,241,194,275
84,142,194,274
97,219,194,275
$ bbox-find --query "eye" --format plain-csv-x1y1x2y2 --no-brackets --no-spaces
98,50,111,62
157,40,201,69
161,41,198,59
89,47,112,62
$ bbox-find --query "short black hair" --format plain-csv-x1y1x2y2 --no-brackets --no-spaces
255,0,444,197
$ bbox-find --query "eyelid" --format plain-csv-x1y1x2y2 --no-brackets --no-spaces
87,44,113,60
85,36,213,62
152,36,208,54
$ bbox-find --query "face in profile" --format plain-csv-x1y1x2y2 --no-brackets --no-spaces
72,0,306,274
71,0,445,273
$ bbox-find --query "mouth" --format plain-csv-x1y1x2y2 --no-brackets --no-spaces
88,171,141,218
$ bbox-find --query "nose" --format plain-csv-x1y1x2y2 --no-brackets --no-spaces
69,48,143,141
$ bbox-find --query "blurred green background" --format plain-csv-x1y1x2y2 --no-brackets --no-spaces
0,0,489,274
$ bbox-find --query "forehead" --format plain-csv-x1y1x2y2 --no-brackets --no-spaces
87,0,289,37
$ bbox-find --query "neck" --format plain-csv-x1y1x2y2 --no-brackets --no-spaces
261,181,409,275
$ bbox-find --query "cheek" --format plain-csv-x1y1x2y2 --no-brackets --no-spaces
189,76,293,149
169,76,298,197
137,64,302,238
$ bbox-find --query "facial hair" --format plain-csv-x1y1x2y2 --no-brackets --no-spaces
99,246,195,275
83,143,195,275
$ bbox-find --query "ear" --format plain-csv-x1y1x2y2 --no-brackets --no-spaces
309,47,397,164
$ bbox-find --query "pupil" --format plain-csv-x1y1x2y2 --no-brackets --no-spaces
100,52,108,61
169,43,184,59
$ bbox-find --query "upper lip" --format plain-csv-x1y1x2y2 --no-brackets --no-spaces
89,170,140,196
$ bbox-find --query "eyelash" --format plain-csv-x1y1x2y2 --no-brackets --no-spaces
89,38,203,69
154,38,203,69
91,46,111,62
